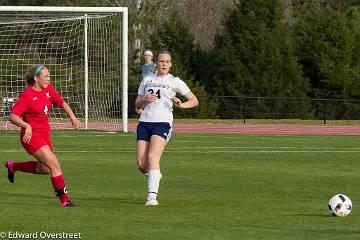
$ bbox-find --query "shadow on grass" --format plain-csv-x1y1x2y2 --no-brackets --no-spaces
79,196,141,206
0,191,56,208
0,191,143,208
294,213,330,218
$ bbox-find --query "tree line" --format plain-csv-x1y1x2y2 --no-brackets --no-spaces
1,0,360,119
139,0,360,119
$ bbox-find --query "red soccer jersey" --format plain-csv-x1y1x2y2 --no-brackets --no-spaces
11,83,64,131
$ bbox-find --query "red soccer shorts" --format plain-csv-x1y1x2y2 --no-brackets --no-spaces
20,130,53,155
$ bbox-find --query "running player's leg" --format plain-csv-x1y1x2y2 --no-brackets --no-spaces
5,160,37,183
35,161,51,174
5,159,51,183
136,122,152,174
5,133,52,183
147,135,167,170
33,145,76,207
137,140,150,174
145,135,167,206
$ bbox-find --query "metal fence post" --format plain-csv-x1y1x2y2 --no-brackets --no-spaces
323,99,326,124
243,96,246,124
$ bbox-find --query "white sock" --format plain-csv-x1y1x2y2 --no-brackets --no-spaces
147,170,162,200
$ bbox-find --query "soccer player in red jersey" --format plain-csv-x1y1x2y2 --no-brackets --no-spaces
5,64,81,207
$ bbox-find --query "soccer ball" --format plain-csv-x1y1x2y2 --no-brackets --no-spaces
328,194,352,217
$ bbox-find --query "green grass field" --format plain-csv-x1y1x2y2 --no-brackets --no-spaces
0,130,359,240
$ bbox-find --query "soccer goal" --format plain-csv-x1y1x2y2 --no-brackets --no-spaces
0,6,128,132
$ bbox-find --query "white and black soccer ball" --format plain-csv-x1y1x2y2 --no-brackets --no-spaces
328,194,352,217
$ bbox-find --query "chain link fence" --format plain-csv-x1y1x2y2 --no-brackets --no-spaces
129,94,360,125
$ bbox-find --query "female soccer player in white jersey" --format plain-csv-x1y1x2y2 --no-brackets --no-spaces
135,50,199,206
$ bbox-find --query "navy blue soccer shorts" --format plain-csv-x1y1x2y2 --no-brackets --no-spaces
136,122,172,142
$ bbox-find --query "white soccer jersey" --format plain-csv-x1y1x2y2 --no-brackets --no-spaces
138,73,190,124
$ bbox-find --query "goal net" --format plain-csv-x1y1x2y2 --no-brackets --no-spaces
0,6,128,132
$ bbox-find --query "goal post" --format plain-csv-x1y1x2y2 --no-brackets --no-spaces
0,6,128,132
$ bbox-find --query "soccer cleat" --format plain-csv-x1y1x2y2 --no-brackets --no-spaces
145,199,159,206
61,200,77,208
145,192,159,206
5,160,15,183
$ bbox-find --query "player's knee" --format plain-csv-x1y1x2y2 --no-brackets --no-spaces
40,167,51,175
36,162,51,175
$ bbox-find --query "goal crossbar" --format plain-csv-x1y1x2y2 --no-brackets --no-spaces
0,6,128,13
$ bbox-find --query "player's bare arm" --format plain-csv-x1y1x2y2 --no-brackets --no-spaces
136,94,158,107
171,91,198,109
9,113,32,143
135,93,158,117
61,101,81,129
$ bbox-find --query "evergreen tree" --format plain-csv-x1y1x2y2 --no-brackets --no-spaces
294,4,360,119
294,5,359,98
211,0,310,118
150,14,218,118
347,6,360,99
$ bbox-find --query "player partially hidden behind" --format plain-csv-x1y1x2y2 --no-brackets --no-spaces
135,50,199,206
136,49,157,116
141,49,156,78
5,64,82,207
